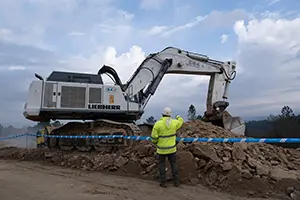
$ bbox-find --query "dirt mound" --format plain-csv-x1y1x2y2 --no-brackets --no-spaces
1,120,300,199
178,120,242,138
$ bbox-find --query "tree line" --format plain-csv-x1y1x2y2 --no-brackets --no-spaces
246,105,300,148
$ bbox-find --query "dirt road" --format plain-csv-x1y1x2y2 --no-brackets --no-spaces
0,160,286,200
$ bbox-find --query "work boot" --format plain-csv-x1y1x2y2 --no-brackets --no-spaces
160,183,167,188
174,180,180,187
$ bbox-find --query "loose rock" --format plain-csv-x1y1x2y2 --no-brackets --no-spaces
241,170,253,179
192,144,222,163
232,144,246,161
221,162,233,171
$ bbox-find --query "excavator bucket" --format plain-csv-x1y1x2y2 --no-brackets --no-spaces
221,111,246,135
207,111,246,136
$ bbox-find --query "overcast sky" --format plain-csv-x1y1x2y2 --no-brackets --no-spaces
1,0,300,127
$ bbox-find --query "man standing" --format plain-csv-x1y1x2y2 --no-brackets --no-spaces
36,127,46,149
151,107,184,187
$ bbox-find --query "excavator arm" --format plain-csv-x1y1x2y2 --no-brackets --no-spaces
130,47,234,112
98,47,245,135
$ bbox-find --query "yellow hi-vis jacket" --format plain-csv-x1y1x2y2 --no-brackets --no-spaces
36,128,45,144
151,116,184,155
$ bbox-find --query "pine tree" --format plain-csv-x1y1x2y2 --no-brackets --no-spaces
187,104,196,120
146,116,157,124
280,106,295,118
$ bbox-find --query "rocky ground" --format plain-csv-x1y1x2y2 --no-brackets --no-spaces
1,120,300,199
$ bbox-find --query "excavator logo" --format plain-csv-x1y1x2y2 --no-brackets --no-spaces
88,104,121,110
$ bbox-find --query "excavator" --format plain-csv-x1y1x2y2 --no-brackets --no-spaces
23,46,246,151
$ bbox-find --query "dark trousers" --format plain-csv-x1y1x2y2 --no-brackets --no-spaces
158,153,180,184
37,143,46,148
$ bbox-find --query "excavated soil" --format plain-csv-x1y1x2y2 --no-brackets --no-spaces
1,120,300,199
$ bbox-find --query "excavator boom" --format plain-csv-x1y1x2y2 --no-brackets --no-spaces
99,47,245,134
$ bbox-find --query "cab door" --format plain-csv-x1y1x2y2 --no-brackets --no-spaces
42,81,58,109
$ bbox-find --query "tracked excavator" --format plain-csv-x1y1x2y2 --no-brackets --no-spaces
23,46,245,151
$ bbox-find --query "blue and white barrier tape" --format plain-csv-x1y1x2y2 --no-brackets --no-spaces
1,133,300,143
0,133,28,141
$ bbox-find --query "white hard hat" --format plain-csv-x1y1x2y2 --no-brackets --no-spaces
162,107,172,116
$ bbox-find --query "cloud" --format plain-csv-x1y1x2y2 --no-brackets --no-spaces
230,14,300,117
144,9,248,37
139,0,167,10
0,42,61,70
0,0,134,51
267,0,280,6
8,66,26,71
0,27,48,50
145,16,207,37
68,32,85,36
146,26,169,36
220,34,228,43
0,28,13,39
62,45,146,83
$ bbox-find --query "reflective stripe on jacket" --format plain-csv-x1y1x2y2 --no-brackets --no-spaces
151,116,184,155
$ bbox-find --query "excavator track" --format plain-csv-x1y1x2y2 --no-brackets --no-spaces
46,119,143,152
